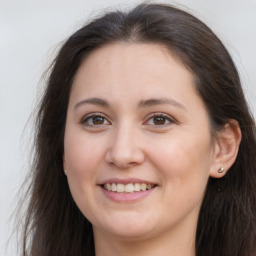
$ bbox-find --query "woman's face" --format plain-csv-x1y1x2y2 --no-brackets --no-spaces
64,43,217,241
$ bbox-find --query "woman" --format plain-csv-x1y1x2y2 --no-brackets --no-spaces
20,3,256,256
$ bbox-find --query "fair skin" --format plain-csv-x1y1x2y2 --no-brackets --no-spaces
63,43,241,256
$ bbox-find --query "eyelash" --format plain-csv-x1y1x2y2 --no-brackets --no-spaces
80,112,175,128
81,113,111,127
145,112,175,127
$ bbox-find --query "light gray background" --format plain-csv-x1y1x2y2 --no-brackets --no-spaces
1,0,255,254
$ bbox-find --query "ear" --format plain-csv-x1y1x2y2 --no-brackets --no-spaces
209,119,242,178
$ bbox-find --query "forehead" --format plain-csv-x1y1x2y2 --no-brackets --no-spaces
70,42,204,111
75,42,191,79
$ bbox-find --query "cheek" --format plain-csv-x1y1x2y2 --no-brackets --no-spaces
64,130,104,176
63,131,104,216
147,132,213,188
63,131,106,212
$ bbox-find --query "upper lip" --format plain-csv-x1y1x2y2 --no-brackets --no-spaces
99,178,158,185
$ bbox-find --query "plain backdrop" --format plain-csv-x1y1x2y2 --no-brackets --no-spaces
1,0,255,254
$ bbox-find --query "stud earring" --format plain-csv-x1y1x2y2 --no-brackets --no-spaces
64,170,67,175
218,167,225,173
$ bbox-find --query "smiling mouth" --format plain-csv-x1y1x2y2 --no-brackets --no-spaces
102,183,157,193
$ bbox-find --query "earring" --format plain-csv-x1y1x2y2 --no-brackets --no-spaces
64,170,67,175
218,167,225,173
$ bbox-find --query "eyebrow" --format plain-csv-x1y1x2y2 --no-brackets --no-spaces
74,97,187,111
74,97,110,110
138,98,187,111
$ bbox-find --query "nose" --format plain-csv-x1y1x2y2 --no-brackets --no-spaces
105,125,145,169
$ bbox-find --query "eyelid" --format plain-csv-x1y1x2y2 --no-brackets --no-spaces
144,112,176,126
80,112,111,126
80,112,176,127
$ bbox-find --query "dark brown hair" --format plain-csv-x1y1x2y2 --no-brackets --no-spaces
20,3,256,256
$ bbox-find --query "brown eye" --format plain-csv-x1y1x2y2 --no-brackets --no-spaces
81,113,110,127
92,116,105,125
153,116,166,125
145,113,174,127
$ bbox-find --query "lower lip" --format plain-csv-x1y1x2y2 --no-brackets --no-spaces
99,186,157,202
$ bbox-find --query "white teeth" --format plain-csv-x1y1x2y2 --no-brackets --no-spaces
134,183,141,192
111,183,117,192
125,183,134,193
141,183,147,191
116,184,125,192
103,183,155,193
147,184,152,189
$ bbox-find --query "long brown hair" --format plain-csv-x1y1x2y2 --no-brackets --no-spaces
20,3,256,256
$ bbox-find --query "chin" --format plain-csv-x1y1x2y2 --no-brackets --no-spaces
93,212,156,240
104,225,153,241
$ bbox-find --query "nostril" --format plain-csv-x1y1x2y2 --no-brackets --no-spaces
105,150,145,169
